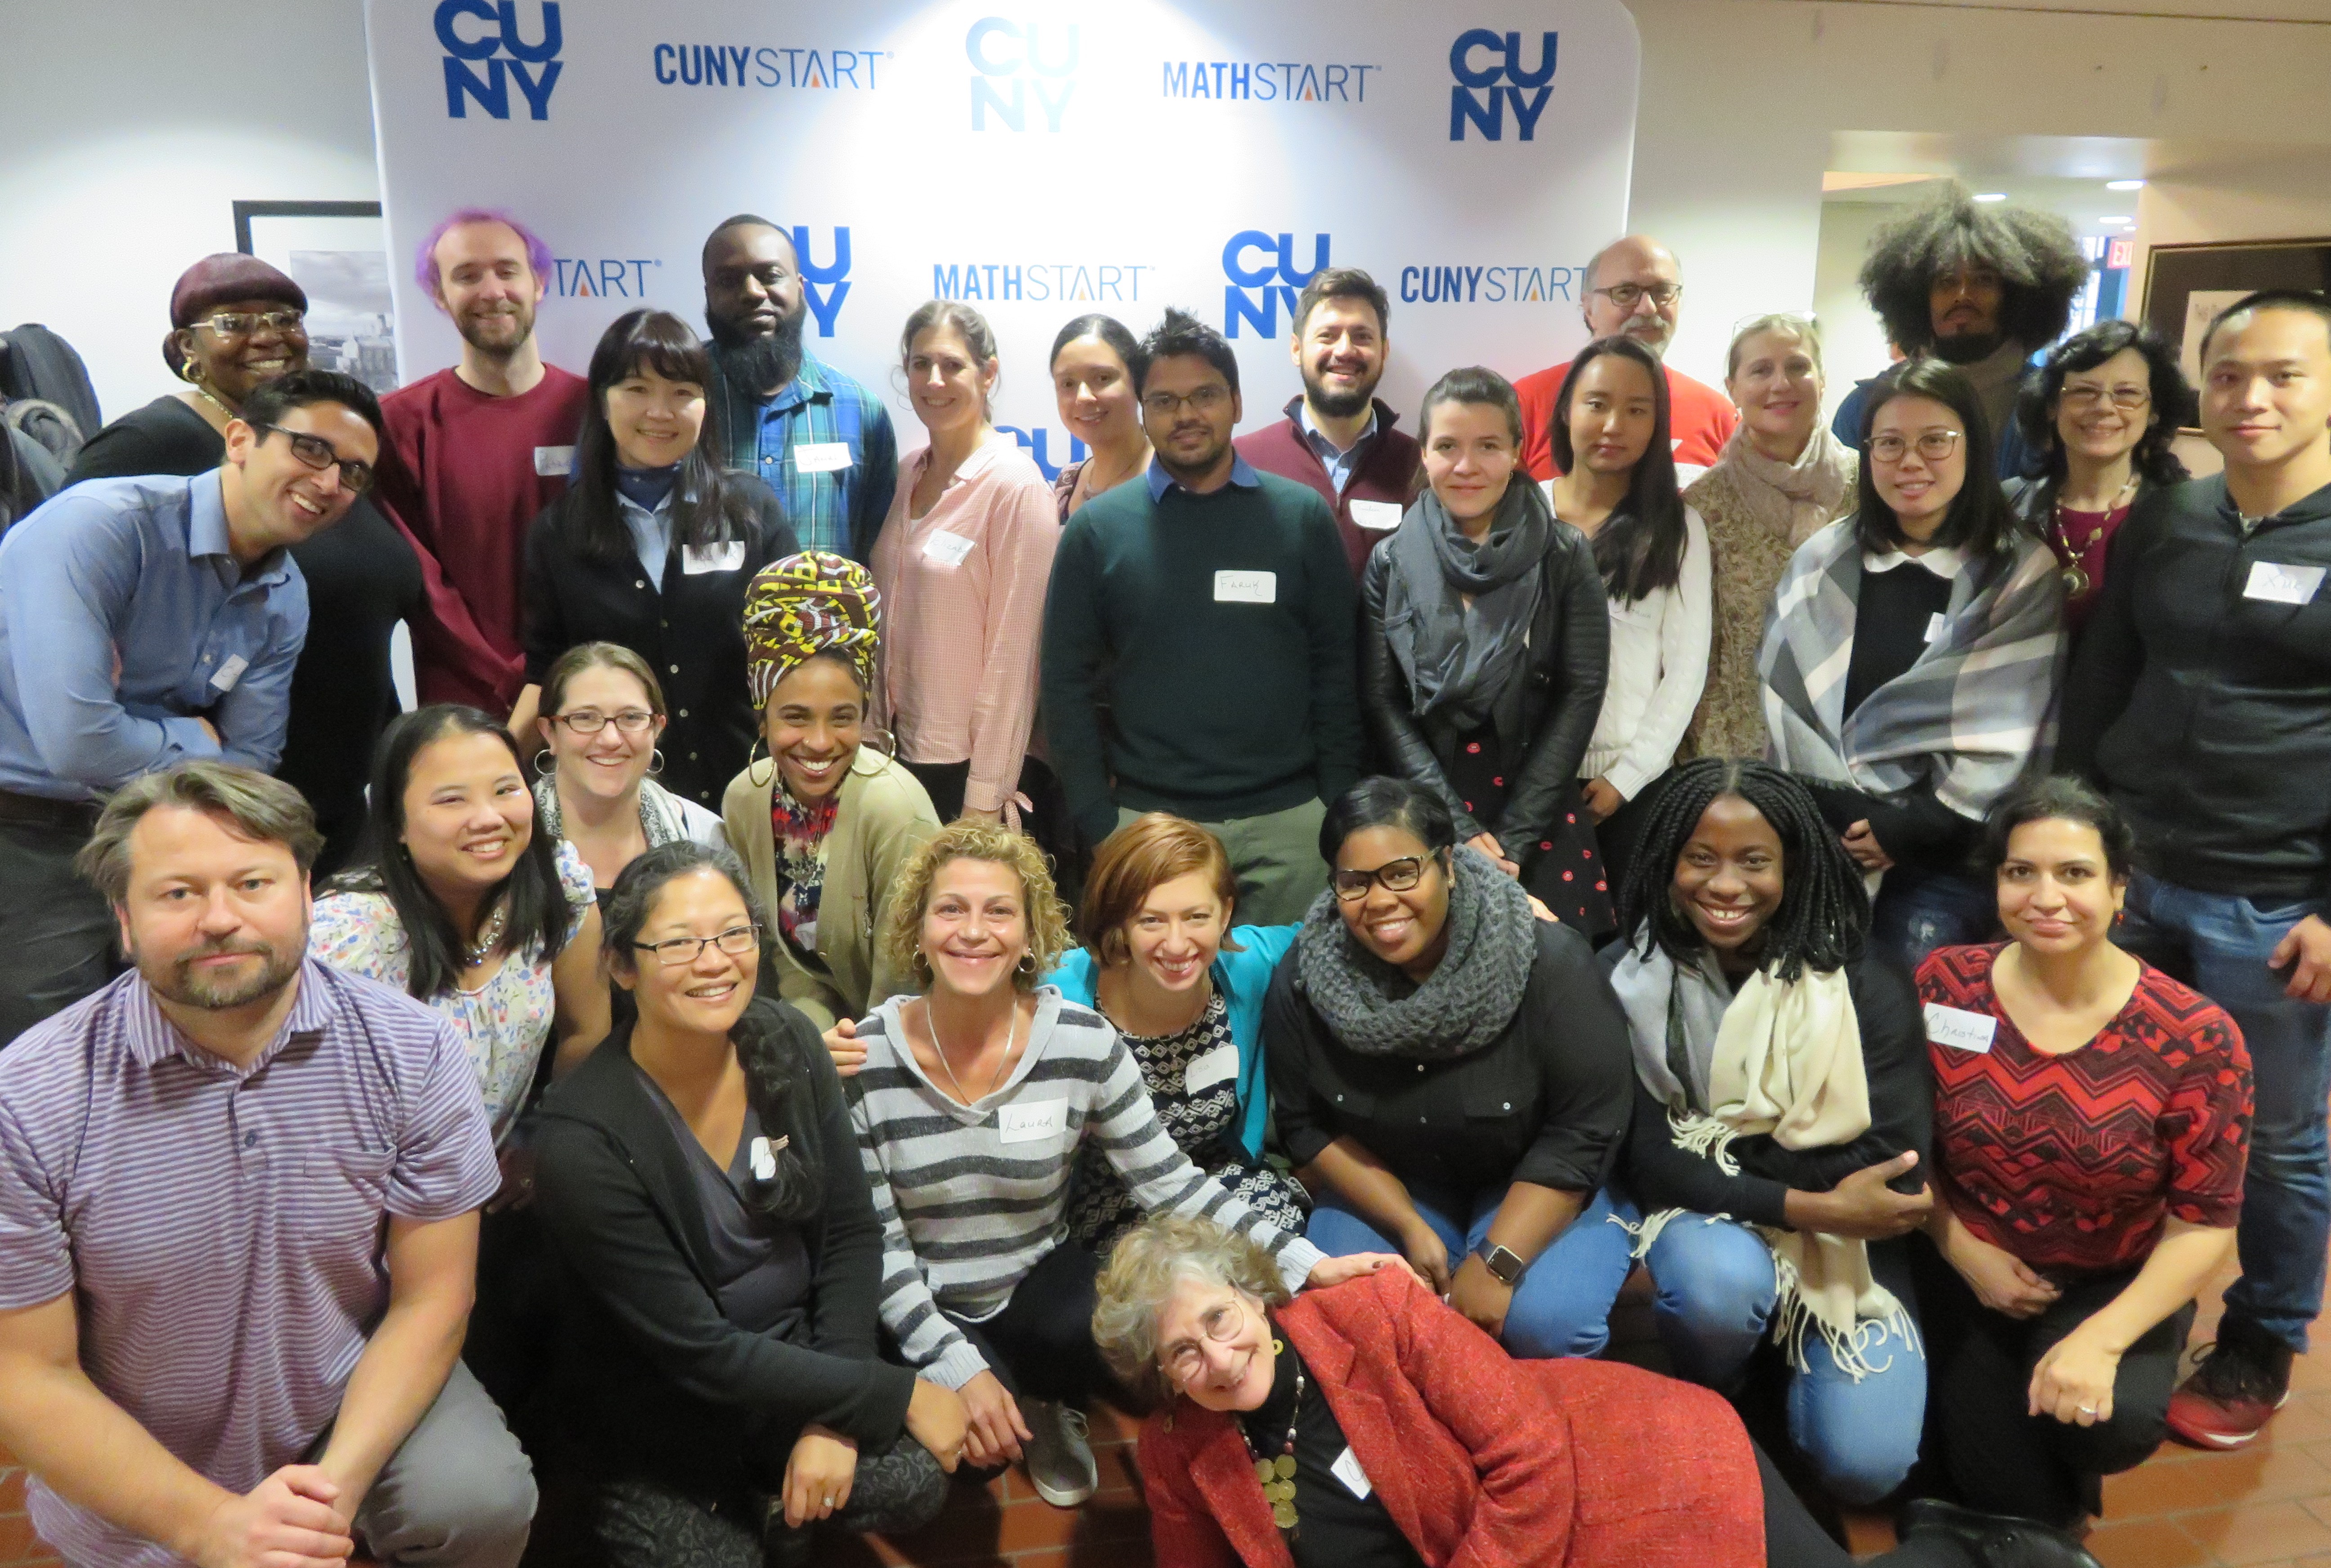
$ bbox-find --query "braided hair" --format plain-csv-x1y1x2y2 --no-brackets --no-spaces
1613,758,1869,983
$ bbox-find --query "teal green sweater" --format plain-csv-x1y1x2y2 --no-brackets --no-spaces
1041,468,1363,846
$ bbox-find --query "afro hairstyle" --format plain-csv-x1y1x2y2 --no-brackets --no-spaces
1858,181,2091,354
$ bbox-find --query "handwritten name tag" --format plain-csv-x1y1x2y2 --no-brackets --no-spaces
1185,1042,1239,1096
209,654,249,693
1924,612,1946,645
1331,1447,1373,1498
749,1135,788,1179
1213,570,1276,604
1348,499,1403,532
793,441,853,474
1924,1003,1997,1054
996,1100,1068,1145
922,530,976,568
533,445,574,477
2245,560,2325,605
683,541,747,575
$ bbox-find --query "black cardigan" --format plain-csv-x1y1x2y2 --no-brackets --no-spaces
1359,518,1608,871
1615,953,1933,1229
521,478,795,810
532,997,914,1488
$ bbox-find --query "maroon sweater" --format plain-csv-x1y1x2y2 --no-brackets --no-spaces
1236,398,1423,577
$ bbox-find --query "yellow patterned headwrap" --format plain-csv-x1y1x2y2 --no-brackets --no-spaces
742,552,883,707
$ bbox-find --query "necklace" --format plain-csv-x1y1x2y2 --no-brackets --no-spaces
189,381,238,426
1240,1349,1303,1534
2049,474,2139,599
462,900,509,968
926,996,1020,1105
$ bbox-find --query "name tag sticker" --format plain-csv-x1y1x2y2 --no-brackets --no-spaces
682,541,747,575
1349,499,1403,532
210,654,249,692
922,530,976,568
533,444,573,477
1331,1446,1373,1499
749,1135,787,1179
1185,1041,1239,1096
1924,1003,1997,1054
1924,612,1946,645
996,1100,1068,1144
2244,560,2326,605
794,442,854,474
1213,570,1277,604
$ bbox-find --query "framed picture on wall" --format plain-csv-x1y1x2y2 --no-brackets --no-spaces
233,200,399,394
2142,237,2331,428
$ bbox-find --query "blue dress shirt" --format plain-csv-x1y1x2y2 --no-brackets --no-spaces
1145,452,1264,503
0,473,308,800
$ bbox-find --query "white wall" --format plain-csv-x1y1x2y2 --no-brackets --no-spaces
0,0,378,423
1810,199,1911,423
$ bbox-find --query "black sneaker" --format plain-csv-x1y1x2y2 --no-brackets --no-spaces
1901,1499,2103,1568
2168,1318,2295,1450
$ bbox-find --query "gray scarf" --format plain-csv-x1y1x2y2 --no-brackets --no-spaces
1294,845,1537,1059
1606,932,1737,1113
1382,479,1551,729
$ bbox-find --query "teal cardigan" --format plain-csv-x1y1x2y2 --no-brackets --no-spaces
1044,924,1297,1162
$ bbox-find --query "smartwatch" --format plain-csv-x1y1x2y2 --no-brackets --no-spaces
1475,1241,1528,1286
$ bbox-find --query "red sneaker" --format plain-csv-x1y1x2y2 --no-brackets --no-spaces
2167,1325,2294,1449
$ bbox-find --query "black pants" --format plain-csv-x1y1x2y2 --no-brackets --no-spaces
942,1240,1125,1409
1589,768,1673,917
1910,1232,2192,1526
1758,1441,1971,1568
0,816,115,1047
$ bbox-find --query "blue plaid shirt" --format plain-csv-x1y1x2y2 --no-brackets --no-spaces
707,345,898,561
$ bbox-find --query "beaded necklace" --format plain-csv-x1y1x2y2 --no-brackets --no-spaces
1240,1343,1303,1534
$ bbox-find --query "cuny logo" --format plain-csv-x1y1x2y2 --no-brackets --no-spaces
1221,232,1330,339
967,18,1077,131
995,425,1084,481
793,227,853,338
1449,28,1555,142
438,0,563,121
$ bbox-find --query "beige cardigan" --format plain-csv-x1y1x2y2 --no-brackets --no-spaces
722,747,941,1030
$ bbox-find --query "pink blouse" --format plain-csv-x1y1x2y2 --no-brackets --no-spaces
870,431,1060,813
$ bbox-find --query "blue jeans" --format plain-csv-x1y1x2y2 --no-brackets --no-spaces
1870,864,1997,976
2120,873,2331,1353
1304,1180,1634,1359
1644,1216,1925,1505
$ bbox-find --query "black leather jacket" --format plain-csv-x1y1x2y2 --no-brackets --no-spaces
1359,516,1609,866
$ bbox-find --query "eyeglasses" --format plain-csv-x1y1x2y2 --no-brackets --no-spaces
1591,282,1682,310
633,924,760,967
1160,1297,1248,1385
1332,855,1428,902
193,310,306,339
2059,386,2151,412
553,708,656,736
1141,385,1232,420
251,421,375,492
1866,430,1962,465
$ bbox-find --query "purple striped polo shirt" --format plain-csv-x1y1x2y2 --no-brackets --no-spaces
0,958,500,1568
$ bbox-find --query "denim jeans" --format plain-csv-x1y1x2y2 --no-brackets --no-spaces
1870,864,1997,977
2119,873,2331,1353
1645,1215,1926,1505
1303,1180,1634,1359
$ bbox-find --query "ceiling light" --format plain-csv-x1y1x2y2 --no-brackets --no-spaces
2106,179,2146,191
2099,215,2134,224
1973,192,2008,202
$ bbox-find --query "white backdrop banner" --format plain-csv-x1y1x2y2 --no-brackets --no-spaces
364,0,1639,477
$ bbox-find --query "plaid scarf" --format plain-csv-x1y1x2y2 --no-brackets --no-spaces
1759,519,2064,819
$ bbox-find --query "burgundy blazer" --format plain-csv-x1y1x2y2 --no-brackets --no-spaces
1236,399,1424,579
1136,1269,1764,1568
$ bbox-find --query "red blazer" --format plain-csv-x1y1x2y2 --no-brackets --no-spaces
1136,1269,1763,1568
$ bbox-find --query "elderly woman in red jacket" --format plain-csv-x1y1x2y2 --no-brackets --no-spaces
1095,1215,2088,1568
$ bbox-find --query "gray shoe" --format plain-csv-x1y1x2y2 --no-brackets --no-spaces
1019,1398,1097,1507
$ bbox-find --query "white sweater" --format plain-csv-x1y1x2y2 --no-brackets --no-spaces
1542,483,1714,799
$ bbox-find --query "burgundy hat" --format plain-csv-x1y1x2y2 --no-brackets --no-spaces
169,254,307,329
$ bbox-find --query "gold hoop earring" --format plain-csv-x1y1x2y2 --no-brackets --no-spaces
745,736,774,789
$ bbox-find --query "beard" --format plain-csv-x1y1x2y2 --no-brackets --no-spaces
455,299,535,357
1302,365,1376,420
707,306,807,393
139,931,305,1012
1932,329,2006,365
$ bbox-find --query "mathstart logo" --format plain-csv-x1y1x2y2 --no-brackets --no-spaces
1222,231,1329,339
1449,28,1555,141
1161,60,1379,103
968,18,1077,131
439,0,563,121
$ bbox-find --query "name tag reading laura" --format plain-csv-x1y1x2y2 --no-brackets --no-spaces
533,445,574,477
1348,499,1403,532
922,530,976,568
996,1100,1068,1144
1185,1041,1239,1096
210,654,249,692
2245,560,2326,605
682,541,747,575
1214,570,1277,604
1331,1446,1373,1499
793,442,854,474
1924,1003,1997,1054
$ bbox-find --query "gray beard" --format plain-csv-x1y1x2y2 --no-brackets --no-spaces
709,311,806,393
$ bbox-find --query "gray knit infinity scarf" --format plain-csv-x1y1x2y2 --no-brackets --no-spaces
1294,845,1537,1060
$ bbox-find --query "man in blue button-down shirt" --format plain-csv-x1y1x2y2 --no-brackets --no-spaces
0,367,381,1045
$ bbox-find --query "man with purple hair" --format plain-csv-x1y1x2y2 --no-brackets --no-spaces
374,209,590,710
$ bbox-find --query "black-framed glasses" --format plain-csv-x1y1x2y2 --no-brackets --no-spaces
1141,385,1232,420
1332,855,1428,902
194,310,306,339
1160,1296,1248,1385
251,422,375,492
1591,282,1682,310
1866,430,1962,465
633,924,760,967
553,708,656,736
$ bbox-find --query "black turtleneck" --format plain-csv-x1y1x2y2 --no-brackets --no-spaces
1235,1331,1422,1568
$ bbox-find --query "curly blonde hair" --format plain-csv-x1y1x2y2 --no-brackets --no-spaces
881,820,1072,991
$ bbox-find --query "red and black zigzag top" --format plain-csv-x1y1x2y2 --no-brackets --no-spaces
1917,943,2253,1275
